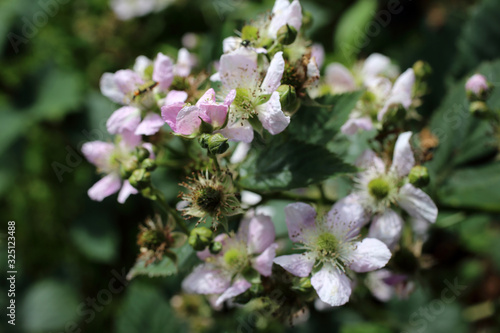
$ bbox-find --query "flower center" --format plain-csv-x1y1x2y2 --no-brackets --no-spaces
196,186,222,214
223,248,246,271
316,232,338,254
368,177,390,200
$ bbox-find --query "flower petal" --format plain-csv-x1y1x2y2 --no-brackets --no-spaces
368,209,403,249
175,105,205,135
81,141,114,169
397,184,438,223
378,68,415,122
327,193,369,233
365,269,393,302
107,106,141,134
253,243,278,276
243,215,276,254
311,264,352,307
346,238,392,273
88,173,122,202
153,52,174,90
390,131,415,178
215,278,251,307
114,69,144,96
268,0,302,38
174,48,192,77
355,149,385,173
230,142,251,163
257,92,290,135
182,264,231,294
325,63,357,93
273,253,316,277
340,117,373,135
100,73,125,104
261,52,285,94
117,180,138,204
223,36,242,53
135,112,164,135
284,202,317,242
361,53,392,81
165,90,188,105
217,119,254,143
219,48,259,90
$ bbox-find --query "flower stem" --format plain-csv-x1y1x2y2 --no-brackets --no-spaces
153,189,190,235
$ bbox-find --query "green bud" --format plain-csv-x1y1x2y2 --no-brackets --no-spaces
209,241,223,255
469,101,490,116
141,158,156,172
302,11,313,30
207,133,229,155
413,60,432,78
277,84,300,112
277,24,298,45
199,117,214,134
128,168,151,190
198,133,211,149
140,187,157,200
120,157,139,179
188,227,213,251
408,166,430,188
297,277,312,290
134,147,150,162
138,229,165,249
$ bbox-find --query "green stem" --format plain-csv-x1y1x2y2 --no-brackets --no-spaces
255,191,336,206
153,189,190,235
210,154,221,173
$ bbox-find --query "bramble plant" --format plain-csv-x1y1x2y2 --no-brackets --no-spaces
80,0,500,327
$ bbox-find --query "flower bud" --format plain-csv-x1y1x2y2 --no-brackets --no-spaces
469,101,489,116
209,241,223,255
138,229,165,250
408,166,430,188
141,158,156,172
188,227,214,251
277,24,298,45
198,133,211,149
120,158,139,179
207,133,229,155
134,147,150,162
199,118,214,134
412,60,432,79
466,74,491,101
128,168,151,190
277,84,300,112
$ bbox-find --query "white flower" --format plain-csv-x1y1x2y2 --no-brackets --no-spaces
273,202,391,306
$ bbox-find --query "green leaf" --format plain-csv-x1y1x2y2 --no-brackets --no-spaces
288,91,363,145
341,323,391,333
333,0,377,65
115,282,187,333
238,139,356,191
127,243,195,279
438,162,500,213
21,279,80,332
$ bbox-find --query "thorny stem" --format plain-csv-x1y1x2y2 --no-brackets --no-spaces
153,189,190,235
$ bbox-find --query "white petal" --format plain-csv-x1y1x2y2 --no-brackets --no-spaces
378,68,415,122
365,269,393,302
133,55,152,76
261,52,285,94
327,193,369,232
219,48,258,90
390,131,415,178
117,180,138,204
355,149,385,173
223,36,242,53
340,117,373,135
368,209,403,249
135,113,164,135
217,119,254,143
244,215,276,254
81,141,114,169
215,279,251,306
257,92,290,135
230,142,251,163
346,238,392,273
253,243,278,276
182,264,231,294
311,264,352,307
88,173,122,202
106,106,141,135
273,253,316,277
100,73,124,104
325,63,357,93
284,202,317,242
397,184,438,223
361,53,392,81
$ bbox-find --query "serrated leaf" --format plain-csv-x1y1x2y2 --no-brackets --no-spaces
238,140,356,191
127,243,195,280
288,91,363,145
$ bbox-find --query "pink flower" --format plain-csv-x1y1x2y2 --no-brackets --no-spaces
82,131,154,203
182,214,278,306
106,106,165,137
465,74,489,96
161,88,235,136
273,202,391,307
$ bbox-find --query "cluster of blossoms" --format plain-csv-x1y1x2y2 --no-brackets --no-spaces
83,0,443,324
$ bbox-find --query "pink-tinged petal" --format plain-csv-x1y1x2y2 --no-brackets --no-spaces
340,117,373,135
224,89,236,106
253,243,278,276
100,73,125,104
88,173,121,202
311,43,325,69
273,253,316,277
133,55,152,76
361,53,392,80
327,193,369,233
120,130,142,149
217,119,254,143
175,106,205,135
81,141,114,169
257,92,290,135
215,278,251,307
141,142,155,159
165,90,188,105
347,238,391,273
107,106,141,134
203,104,228,128
117,180,138,204
378,68,415,122
390,131,415,178
219,48,259,90
284,202,317,242
153,52,174,90
244,215,276,254
161,103,184,131
135,113,164,135
196,88,216,106
182,264,232,294
397,184,438,223
325,63,357,93
355,149,386,173
365,269,393,302
465,74,489,95
311,264,352,307
368,209,403,249
114,69,144,95
174,48,192,77
261,52,285,94
269,0,302,38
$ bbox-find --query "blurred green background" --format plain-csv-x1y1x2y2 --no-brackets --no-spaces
1,0,500,332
